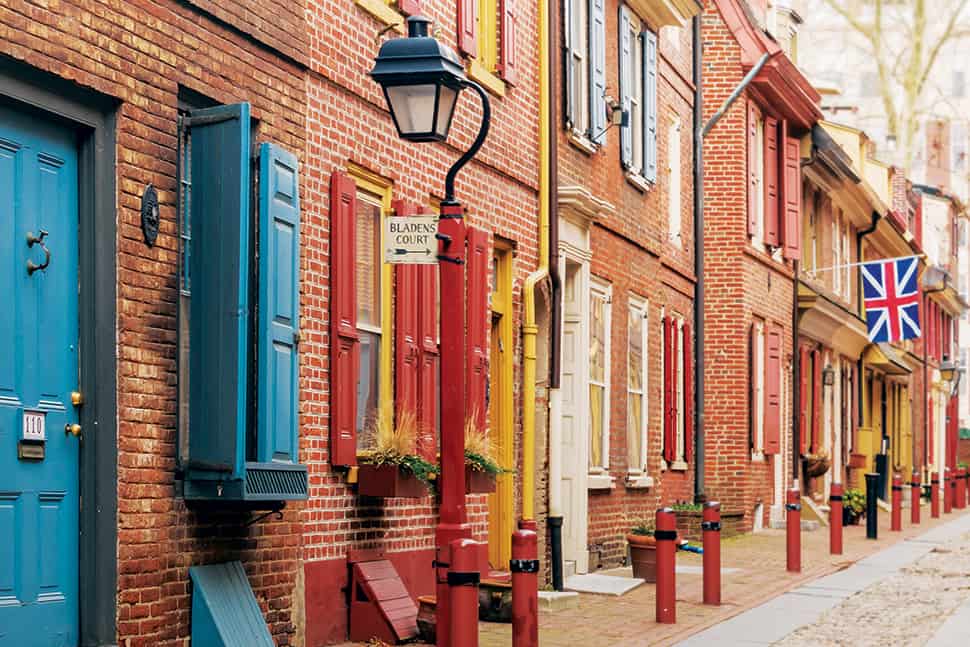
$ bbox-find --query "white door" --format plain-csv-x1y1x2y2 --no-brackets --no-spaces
560,259,589,575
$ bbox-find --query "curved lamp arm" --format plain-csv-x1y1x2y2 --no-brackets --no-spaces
444,79,491,205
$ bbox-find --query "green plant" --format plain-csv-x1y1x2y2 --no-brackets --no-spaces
670,501,703,512
361,412,439,490
959,462,968,470
630,522,654,536
844,488,866,514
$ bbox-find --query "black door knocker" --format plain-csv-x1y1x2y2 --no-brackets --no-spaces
26,230,51,275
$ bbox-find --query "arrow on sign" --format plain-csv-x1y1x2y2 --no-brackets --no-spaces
391,248,434,256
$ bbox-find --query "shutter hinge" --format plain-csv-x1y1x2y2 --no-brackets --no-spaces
182,113,240,128
293,330,301,345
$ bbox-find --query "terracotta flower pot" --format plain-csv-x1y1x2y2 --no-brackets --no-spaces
416,595,436,643
627,534,658,582
357,463,429,498
465,465,497,494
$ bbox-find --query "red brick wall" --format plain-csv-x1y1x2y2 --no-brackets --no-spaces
301,0,541,642
0,1,307,645
701,1,794,531
554,2,697,568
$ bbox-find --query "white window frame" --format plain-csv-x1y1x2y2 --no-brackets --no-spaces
668,117,682,245
752,319,766,459
753,117,766,246
626,295,651,487
627,9,644,173
567,0,591,140
588,278,613,485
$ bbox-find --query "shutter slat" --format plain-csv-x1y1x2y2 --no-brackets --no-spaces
257,143,301,464
644,30,658,182
764,116,780,247
782,125,802,259
187,103,252,478
590,0,607,144
394,200,421,435
683,321,693,464
330,171,360,466
417,258,439,461
764,324,782,454
458,0,478,56
747,102,758,237
466,227,490,431
619,8,633,169
499,0,519,85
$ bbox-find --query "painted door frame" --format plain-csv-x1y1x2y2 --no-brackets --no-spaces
488,241,514,568
0,58,118,646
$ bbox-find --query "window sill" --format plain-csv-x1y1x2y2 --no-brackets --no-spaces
567,130,598,156
587,473,616,490
624,170,652,193
467,59,506,97
751,451,766,462
625,473,654,489
355,0,405,32
664,460,688,472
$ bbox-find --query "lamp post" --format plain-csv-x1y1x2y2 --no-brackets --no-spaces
372,17,491,647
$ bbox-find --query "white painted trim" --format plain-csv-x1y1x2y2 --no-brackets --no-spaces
589,277,612,472
628,294,649,473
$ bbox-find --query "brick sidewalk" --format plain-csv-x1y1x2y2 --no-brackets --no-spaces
337,507,970,647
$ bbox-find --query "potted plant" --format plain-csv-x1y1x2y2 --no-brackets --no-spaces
358,413,439,498
464,419,508,494
842,487,866,525
803,451,831,478
626,522,658,582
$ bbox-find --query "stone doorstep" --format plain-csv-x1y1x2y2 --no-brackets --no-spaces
537,590,580,612
769,519,822,531
563,573,644,596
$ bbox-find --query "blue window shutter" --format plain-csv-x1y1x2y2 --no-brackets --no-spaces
187,103,251,479
257,143,300,464
644,30,658,182
589,0,606,144
619,8,633,169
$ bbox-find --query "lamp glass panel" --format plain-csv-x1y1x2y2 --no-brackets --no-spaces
435,85,459,138
386,84,439,135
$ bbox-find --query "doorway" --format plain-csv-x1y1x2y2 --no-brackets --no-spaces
488,243,514,569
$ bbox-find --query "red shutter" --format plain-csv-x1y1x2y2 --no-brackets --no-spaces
782,128,802,260
663,316,675,463
499,0,519,85
397,0,422,15
683,322,693,463
329,171,360,466
764,116,780,247
749,323,757,451
458,0,478,56
782,129,802,260
417,259,439,461
799,346,809,455
394,200,420,431
747,102,759,237
811,349,822,453
466,227,489,431
764,324,782,454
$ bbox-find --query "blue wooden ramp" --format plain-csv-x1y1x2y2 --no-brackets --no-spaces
190,561,274,647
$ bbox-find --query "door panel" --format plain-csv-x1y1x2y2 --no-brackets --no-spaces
0,103,80,647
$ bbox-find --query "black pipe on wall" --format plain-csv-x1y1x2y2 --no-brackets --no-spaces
692,13,706,502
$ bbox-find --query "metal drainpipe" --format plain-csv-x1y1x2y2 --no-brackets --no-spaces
547,0,564,593
692,14,705,502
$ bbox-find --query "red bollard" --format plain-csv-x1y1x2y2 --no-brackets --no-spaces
911,471,921,525
891,473,902,531
448,539,480,647
958,469,967,509
702,501,721,606
655,507,677,624
932,472,941,518
786,487,801,573
945,468,954,514
511,529,538,647
829,483,843,555
964,471,969,509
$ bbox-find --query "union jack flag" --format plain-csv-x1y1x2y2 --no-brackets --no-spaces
861,256,921,343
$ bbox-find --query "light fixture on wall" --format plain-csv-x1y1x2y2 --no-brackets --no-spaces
822,365,835,386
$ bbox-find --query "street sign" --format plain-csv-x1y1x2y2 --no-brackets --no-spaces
384,214,439,264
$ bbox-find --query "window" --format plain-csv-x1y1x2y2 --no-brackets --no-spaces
841,218,852,302
467,0,519,93
589,279,611,473
751,319,765,454
668,118,682,244
627,296,648,475
662,311,692,468
619,6,657,181
832,208,842,296
751,319,782,456
566,0,606,145
754,117,765,243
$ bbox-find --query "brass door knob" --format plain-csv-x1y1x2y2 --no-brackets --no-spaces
71,391,83,406
64,423,82,437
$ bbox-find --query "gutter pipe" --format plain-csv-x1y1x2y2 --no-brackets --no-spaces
692,14,705,501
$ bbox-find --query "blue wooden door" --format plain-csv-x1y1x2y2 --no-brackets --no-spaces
0,103,80,646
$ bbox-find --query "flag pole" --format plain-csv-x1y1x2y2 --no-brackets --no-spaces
804,254,924,275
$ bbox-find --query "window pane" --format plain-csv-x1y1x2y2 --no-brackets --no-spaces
357,330,381,447
590,294,605,383
590,384,604,468
356,196,382,327
628,308,642,391
628,393,642,469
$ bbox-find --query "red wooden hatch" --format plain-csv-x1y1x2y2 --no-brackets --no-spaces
348,550,419,644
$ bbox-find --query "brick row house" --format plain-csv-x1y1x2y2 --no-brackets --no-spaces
548,0,702,574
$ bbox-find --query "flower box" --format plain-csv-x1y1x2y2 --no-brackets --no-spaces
465,465,497,494
848,453,867,469
357,463,429,498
